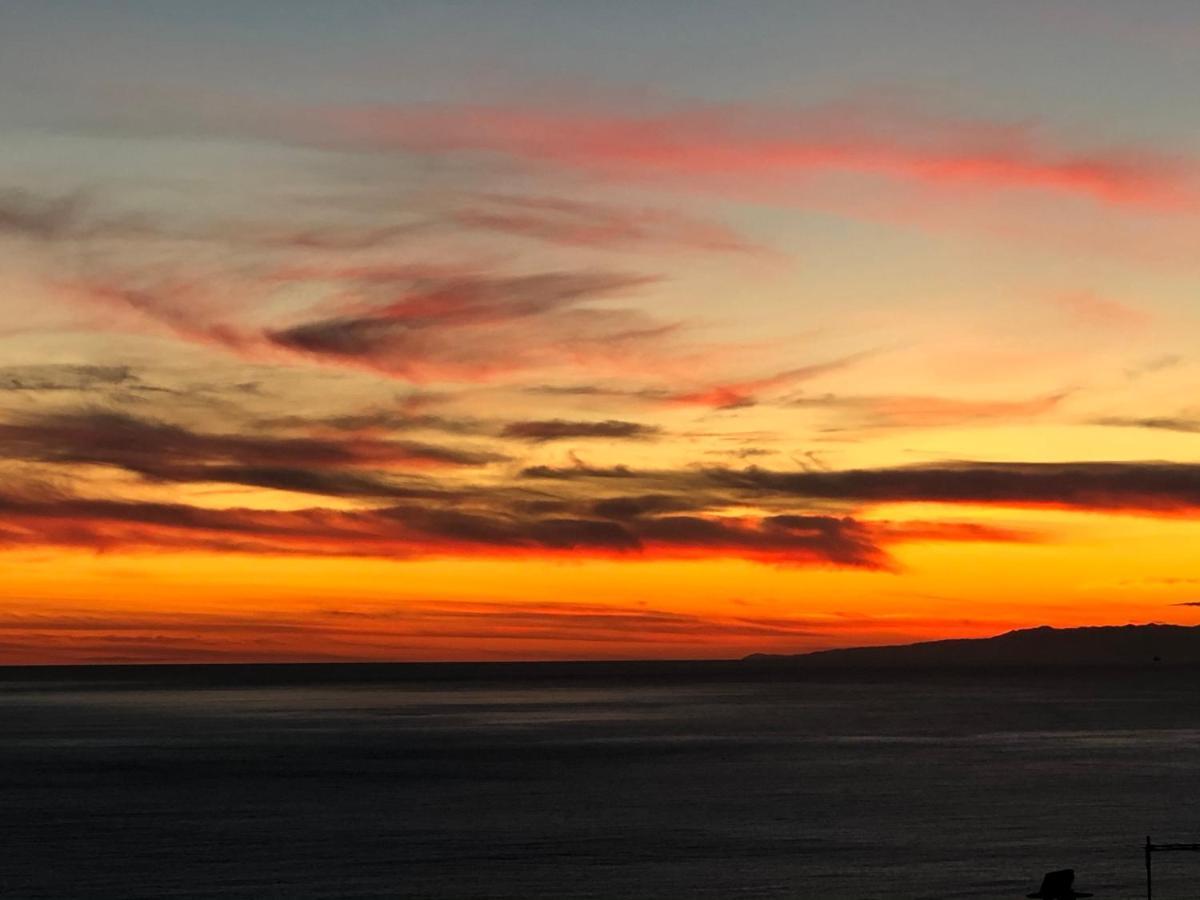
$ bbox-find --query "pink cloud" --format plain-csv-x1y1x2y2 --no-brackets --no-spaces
318,99,1197,212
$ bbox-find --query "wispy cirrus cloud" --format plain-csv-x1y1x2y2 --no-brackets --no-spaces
315,98,1198,211
449,193,764,255
61,275,264,353
2,180,765,263
525,353,873,411
0,184,759,395
663,358,870,410
52,74,1200,212
267,269,669,382
790,390,1069,429
54,261,694,385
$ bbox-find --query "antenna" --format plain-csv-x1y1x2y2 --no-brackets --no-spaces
1144,836,1200,900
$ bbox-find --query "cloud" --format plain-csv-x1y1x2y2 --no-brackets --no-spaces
2,173,762,260
0,188,176,250
0,409,507,496
0,487,891,568
62,276,263,353
5,190,686,389
1125,354,1184,380
282,191,761,260
526,353,873,410
521,462,640,480
253,222,426,253
520,458,1200,518
708,460,1200,516
664,361,864,410
170,466,462,499
0,189,130,242
791,390,1068,428
0,428,1058,565
264,269,673,382
1092,416,1200,434
317,98,1197,211
449,193,762,255
500,419,660,442
0,189,91,241
589,494,698,519
262,410,485,438
634,513,887,568
57,260,690,386
869,520,1042,545
0,495,356,556
277,269,649,332
0,365,136,392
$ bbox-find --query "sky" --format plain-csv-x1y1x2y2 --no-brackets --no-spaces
2,0,1200,664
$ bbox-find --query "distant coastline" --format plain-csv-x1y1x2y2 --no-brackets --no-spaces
744,623,1200,668
6,624,1200,681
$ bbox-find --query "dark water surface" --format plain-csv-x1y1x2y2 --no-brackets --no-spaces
2,663,1198,898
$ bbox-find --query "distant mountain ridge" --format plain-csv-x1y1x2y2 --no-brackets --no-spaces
744,623,1200,668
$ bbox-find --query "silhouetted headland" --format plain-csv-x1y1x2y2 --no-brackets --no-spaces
745,623,1200,669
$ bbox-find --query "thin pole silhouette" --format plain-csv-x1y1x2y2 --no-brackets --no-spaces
1146,836,1152,900
1144,836,1200,900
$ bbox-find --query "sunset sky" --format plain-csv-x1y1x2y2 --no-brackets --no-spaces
3,1,1200,664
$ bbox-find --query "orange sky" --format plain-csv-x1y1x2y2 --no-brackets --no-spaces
3,3,1200,664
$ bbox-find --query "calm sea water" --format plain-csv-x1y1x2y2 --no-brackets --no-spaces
2,663,1198,899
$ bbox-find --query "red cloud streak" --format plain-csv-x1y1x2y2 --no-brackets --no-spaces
320,101,1197,211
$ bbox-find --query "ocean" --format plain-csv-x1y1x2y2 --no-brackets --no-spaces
1,662,1197,899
